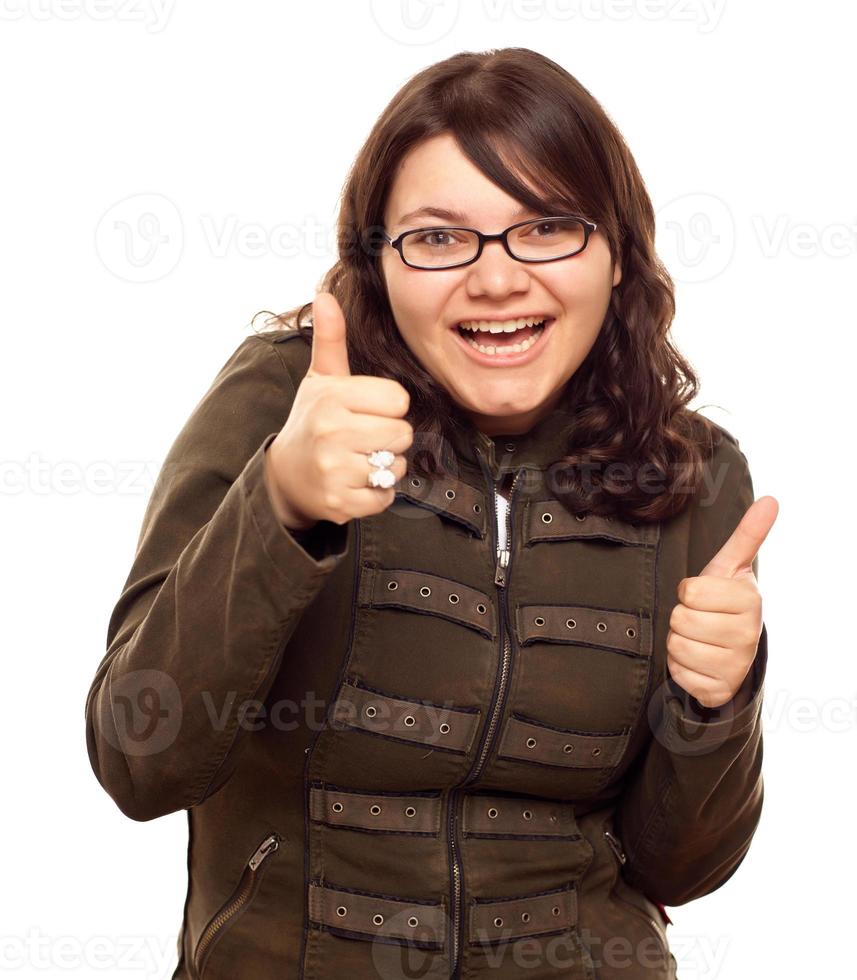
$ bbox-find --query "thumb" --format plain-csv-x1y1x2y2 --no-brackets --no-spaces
308,291,351,377
700,495,779,578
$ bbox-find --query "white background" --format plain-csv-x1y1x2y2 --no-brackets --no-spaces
2,1,852,977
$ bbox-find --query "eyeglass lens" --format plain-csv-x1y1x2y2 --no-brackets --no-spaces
401,217,587,268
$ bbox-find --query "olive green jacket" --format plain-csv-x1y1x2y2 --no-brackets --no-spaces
85,328,767,979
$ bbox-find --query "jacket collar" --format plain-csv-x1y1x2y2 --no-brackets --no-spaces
446,403,576,482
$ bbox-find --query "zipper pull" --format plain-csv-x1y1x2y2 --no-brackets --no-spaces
248,833,281,870
604,829,627,865
494,550,507,587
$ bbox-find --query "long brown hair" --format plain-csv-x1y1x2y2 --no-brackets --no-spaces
253,47,724,522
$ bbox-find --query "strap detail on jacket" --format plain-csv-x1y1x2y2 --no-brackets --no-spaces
468,884,578,943
396,473,488,538
331,681,482,754
308,881,446,947
309,785,443,835
515,604,653,657
461,794,581,838
497,715,630,769
523,503,660,547
358,565,497,638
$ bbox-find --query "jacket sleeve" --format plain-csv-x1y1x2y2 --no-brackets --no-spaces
613,434,767,907
85,334,349,822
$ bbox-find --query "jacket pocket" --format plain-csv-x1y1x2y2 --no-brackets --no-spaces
603,825,672,963
192,832,282,978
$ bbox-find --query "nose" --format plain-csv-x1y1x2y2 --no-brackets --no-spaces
465,239,531,300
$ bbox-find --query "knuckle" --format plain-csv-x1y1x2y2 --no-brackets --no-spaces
323,491,342,512
316,453,338,476
682,580,701,605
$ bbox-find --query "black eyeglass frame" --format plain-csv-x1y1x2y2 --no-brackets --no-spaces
382,214,598,270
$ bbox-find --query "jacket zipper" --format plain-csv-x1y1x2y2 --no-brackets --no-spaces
604,828,670,955
193,833,282,977
448,456,523,977
604,828,627,865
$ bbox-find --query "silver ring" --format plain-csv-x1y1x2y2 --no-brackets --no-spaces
367,449,395,489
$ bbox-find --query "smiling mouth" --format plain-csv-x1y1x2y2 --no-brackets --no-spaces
454,317,552,355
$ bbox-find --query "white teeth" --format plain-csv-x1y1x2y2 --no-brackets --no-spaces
462,323,545,356
458,315,548,333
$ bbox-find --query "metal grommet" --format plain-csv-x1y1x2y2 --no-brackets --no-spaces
410,477,421,488
403,715,416,727
373,913,384,926
592,746,602,757
563,743,574,753
476,603,487,615
540,512,553,524
521,912,531,923
575,514,586,522
596,621,607,632
526,737,537,748
336,906,347,917
487,807,499,819
472,503,481,514
534,616,545,627
626,627,636,638
504,442,516,452
566,619,577,629
445,488,456,500
522,809,533,820
439,722,450,734
386,580,398,591
369,804,381,815
407,915,419,927
552,906,561,916
332,801,344,812
448,593,460,604
404,806,416,818
494,916,504,927
365,705,377,718
420,586,431,597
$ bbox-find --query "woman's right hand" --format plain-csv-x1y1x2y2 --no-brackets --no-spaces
263,291,413,530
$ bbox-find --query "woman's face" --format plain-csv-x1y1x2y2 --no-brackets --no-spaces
380,132,621,436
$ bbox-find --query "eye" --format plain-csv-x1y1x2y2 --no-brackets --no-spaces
527,220,562,237
414,229,459,248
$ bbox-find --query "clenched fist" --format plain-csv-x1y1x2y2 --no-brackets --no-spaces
263,292,413,530
667,495,778,709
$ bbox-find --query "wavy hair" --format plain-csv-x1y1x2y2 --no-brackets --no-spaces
253,47,724,522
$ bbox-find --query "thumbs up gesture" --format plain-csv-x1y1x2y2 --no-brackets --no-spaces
666,496,779,708
263,292,414,530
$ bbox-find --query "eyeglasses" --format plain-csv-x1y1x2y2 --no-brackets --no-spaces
382,215,597,270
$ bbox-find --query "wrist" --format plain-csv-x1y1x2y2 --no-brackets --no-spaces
263,443,317,531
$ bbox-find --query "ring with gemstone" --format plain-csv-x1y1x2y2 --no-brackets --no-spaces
367,449,396,489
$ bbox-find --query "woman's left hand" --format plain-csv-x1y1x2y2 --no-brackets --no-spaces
666,496,779,709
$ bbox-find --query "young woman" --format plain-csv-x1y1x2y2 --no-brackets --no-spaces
86,47,776,979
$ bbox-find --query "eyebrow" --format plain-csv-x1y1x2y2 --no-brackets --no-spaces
395,204,540,227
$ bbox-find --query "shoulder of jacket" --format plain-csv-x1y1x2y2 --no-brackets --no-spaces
245,326,313,387
707,419,741,450
688,412,745,465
